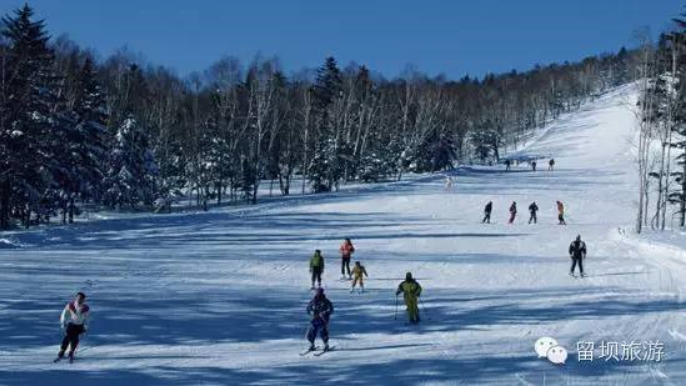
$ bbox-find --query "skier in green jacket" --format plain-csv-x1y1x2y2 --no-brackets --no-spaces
310,250,325,289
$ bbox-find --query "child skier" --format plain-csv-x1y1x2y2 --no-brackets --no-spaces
339,238,355,280
350,261,368,293
396,272,423,324
557,201,567,225
306,288,334,352
55,292,90,363
310,250,325,289
508,201,517,224
483,201,493,223
528,202,539,224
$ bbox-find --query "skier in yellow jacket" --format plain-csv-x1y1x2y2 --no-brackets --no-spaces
396,272,423,324
350,261,368,293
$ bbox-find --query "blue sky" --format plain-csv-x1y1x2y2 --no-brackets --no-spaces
1,1,683,79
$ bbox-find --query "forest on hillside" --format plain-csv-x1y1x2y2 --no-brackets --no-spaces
0,4,639,230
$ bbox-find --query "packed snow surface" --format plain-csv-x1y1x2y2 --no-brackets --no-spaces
2,85,686,385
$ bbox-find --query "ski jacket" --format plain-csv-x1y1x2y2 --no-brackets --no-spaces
557,202,565,216
529,203,538,213
60,300,90,330
510,204,517,213
352,265,368,279
396,280,422,300
339,242,355,259
484,203,492,213
307,297,334,323
310,253,324,270
569,240,587,260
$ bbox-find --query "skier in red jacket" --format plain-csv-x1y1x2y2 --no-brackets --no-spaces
339,238,355,280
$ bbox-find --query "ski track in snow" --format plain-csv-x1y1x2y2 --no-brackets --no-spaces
2,84,686,384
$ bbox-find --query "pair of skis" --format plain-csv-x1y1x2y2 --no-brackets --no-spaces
299,346,335,357
53,356,75,364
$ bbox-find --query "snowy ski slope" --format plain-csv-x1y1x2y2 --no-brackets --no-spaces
2,84,686,385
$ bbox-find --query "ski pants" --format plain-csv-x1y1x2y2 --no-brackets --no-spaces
307,318,329,344
59,323,85,356
509,212,516,224
404,295,420,323
570,257,584,274
341,256,351,276
311,267,323,286
351,276,364,289
558,214,566,225
529,212,537,224
482,212,491,223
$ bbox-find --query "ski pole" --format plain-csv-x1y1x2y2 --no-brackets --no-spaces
418,297,431,320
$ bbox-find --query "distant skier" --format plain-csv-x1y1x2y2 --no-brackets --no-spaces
505,160,511,171
557,201,567,225
569,235,587,277
549,158,555,171
306,288,334,352
531,161,537,171
310,250,325,289
350,261,368,293
482,201,493,223
55,292,90,363
528,202,539,224
508,201,517,224
396,272,423,324
339,238,355,280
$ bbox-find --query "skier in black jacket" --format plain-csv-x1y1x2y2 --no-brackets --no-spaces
528,202,539,224
569,235,587,277
482,201,493,223
306,288,334,351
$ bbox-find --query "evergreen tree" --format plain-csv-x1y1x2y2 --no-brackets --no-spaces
0,4,63,227
103,114,158,209
309,56,345,192
68,55,110,215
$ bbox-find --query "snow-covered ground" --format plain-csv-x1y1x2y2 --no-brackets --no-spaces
2,84,686,385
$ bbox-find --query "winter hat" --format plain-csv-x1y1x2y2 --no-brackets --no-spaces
575,235,581,242
406,272,413,281
315,288,325,297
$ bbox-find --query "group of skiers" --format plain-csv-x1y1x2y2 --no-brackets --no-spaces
309,238,368,293
54,228,587,358
482,200,567,225
304,238,425,351
504,158,555,172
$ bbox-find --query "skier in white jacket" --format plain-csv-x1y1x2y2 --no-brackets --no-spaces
55,292,90,362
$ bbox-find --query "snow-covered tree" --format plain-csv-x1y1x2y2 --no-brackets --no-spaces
103,114,158,209
0,4,65,228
